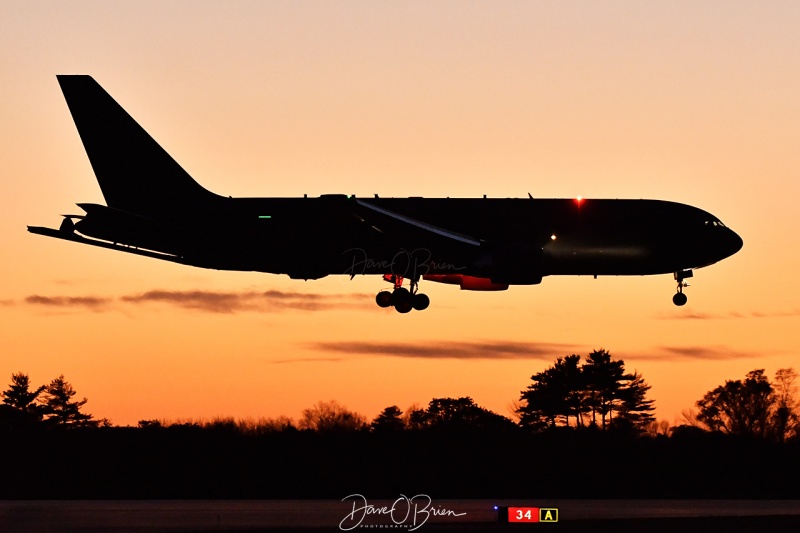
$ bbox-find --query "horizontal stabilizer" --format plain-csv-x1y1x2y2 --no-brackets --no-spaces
27,225,186,265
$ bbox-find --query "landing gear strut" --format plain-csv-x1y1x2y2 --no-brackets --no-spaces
672,269,692,306
376,274,430,313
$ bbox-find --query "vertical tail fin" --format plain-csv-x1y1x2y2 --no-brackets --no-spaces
57,75,222,219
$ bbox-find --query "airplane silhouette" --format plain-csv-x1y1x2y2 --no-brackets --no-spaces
29,76,743,312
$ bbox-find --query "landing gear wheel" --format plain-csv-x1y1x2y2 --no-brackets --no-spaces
378,274,430,312
412,293,430,311
395,301,413,313
672,270,692,307
392,288,413,313
375,291,393,308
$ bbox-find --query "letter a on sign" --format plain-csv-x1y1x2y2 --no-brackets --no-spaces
539,508,558,522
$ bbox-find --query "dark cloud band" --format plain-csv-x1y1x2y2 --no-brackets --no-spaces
657,310,800,320
23,289,371,313
306,340,579,360
25,295,112,310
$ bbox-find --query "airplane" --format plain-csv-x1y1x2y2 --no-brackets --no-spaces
28,75,743,313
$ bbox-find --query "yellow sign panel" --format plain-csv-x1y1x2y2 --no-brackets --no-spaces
539,508,558,522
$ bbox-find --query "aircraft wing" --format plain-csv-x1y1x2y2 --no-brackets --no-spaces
353,199,483,247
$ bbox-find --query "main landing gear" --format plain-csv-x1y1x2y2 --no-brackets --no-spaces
672,269,692,306
375,274,430,313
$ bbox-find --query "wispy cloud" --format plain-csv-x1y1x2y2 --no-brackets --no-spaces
628,345,764,361
301,341,767,364
120,289,370,313
25,295,112,311
306,340,579,360
750,310,800,318
21,289,372,313
657,310,800,320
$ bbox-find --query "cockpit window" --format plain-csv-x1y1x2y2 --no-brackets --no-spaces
705,220,726,228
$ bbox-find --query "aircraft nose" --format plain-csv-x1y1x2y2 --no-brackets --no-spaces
725,228,744,258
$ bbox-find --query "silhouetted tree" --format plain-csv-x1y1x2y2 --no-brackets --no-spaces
611,371,656,431
679,408,702,428
0,373,45,429
519,354,588,429
298,400,366,432
518,364,567,430
559,355,587,426
506,399,523,423
519,350,653,432
696,369,773,437
240,416,296,434
406,406,430,430
2,373,45,412
771,368,798,443
38,375,96,428
645,419,671,437
371,405,404,432
418,397,515,431
206,417,239,433
582,349,625,429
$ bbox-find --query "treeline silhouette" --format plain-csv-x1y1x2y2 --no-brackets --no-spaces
0,373,100,430
1,353,798,499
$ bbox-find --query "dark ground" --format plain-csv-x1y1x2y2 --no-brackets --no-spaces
1,500,799,532
2,426,798,499
2,426,799,531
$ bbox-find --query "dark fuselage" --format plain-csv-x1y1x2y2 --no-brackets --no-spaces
70,195,743,285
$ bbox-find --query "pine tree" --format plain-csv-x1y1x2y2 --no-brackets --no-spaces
39,375,96,428
582,349,625,430
421,397,515,431
519,362,571,429
371,405,405,432
2,373,44,412
519,350,655,432
1,373,45,429
612,371,656,430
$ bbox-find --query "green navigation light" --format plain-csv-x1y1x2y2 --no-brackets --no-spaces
258,215,272,219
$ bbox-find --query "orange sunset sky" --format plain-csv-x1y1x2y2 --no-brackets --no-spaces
2,2,799,426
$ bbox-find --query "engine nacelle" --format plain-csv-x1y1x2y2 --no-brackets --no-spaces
424,274,508,291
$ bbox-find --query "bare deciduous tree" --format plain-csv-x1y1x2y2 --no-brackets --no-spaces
298,400,366,432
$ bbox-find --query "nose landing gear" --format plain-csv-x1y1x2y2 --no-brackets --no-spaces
672,291,687,306
672,269,692,306
376,274,430,313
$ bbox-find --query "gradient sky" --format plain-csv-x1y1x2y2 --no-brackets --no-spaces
2,1,799,426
